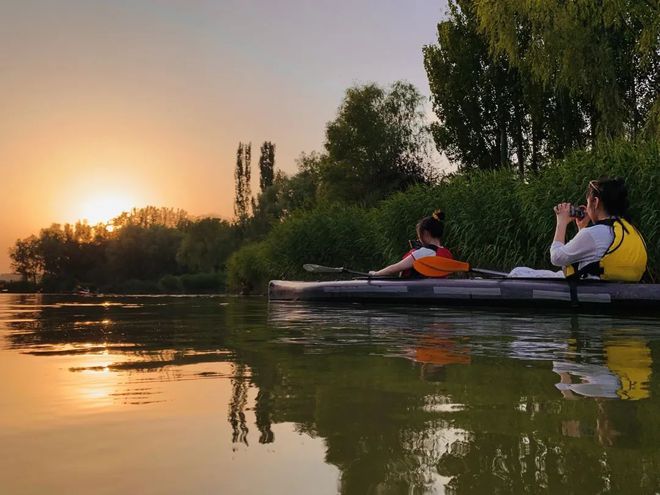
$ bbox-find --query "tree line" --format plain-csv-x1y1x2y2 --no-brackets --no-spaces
5,0,658,293
424,0,658,175
7,207,234,292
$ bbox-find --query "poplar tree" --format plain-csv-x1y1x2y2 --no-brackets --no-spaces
234,142,252,226
258,141,275,193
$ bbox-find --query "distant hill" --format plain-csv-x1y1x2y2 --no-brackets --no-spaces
0,273,21,282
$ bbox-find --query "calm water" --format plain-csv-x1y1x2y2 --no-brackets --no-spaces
1,294,659,494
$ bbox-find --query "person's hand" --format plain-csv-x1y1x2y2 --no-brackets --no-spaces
574,205,590,230
553,202,572,226
368,270,378,277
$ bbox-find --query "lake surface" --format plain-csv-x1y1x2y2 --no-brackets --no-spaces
1,294,659,494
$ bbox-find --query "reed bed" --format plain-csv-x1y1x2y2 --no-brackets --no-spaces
228,140,659,293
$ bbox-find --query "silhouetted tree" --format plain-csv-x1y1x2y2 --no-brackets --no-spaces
234,142,252,226
9,235,42,283
176,218,237,273
111,206,189,229
258,141,275,193
106,225,183,282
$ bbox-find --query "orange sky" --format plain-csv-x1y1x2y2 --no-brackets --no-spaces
0,0,448,272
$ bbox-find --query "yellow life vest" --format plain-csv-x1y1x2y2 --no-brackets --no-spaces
564,218,648,282
605,338,652,400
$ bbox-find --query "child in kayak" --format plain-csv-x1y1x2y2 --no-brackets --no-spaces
369,210,453,277
509,177,647,280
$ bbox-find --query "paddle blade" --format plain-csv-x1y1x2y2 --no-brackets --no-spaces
303,264,344,274
413,263,452,278
413,257,471,276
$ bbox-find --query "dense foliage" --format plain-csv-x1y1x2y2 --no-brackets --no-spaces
319,81,435,204
228,140,659,293
8,207,234,293
424,0,588,174
474,0,660,139
424,0,659,175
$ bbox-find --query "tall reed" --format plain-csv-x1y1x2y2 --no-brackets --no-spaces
228,140,659,293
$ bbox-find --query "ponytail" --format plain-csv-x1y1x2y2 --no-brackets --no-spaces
417,209,445,239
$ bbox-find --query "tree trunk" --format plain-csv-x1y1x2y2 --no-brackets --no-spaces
500,123,508,168
514,101,525,178
531,120,539,173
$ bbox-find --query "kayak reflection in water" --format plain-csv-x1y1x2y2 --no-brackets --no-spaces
415,335,471,382
552,335,651,447
555,353,649,448
509,177,647,281
554,361,620,399
554,337,652,401
369,210,453,278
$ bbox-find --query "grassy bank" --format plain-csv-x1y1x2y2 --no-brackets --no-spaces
228,140,659,294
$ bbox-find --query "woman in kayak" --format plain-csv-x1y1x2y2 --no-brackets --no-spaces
509,177,647,281
369,210,453,277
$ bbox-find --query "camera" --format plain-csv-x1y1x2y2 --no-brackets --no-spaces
569,205,586,219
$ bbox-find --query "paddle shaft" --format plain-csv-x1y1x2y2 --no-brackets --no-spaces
470,267,508,277
303,264,372,277
306,262,507,279
413,257,508,278
342,268,372,277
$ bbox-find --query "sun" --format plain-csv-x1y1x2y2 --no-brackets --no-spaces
78,194,135,225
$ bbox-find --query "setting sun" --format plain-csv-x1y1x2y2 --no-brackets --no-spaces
59,169,152,225
78,194,135,225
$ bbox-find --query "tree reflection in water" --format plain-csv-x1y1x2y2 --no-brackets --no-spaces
229,363,250,446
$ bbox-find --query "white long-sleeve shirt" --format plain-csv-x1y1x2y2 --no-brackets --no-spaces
550,224,614,271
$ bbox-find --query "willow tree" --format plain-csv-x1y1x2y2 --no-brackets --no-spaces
424,0,589,174
473,0,660,140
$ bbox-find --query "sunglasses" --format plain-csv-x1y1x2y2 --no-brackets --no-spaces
588,180,601,195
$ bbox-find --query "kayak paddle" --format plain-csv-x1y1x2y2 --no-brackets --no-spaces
413,257,508,278
303,264,372,277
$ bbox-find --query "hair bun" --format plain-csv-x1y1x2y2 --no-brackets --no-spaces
432,209,445,221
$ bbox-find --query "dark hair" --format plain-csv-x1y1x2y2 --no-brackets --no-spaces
587,177,630,219
417,209,445,240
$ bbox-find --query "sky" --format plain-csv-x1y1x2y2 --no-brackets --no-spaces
0,0,449,272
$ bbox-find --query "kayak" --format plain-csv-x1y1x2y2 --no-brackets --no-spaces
268,278,660,311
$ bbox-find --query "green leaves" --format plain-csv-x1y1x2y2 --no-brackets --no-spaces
425,0,657,174
228,139,660,293
320,82,434,205
473,0,659,140
176,218,237,273
424,0,591,175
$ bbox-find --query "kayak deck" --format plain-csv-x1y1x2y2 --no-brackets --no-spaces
269,278,660,310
